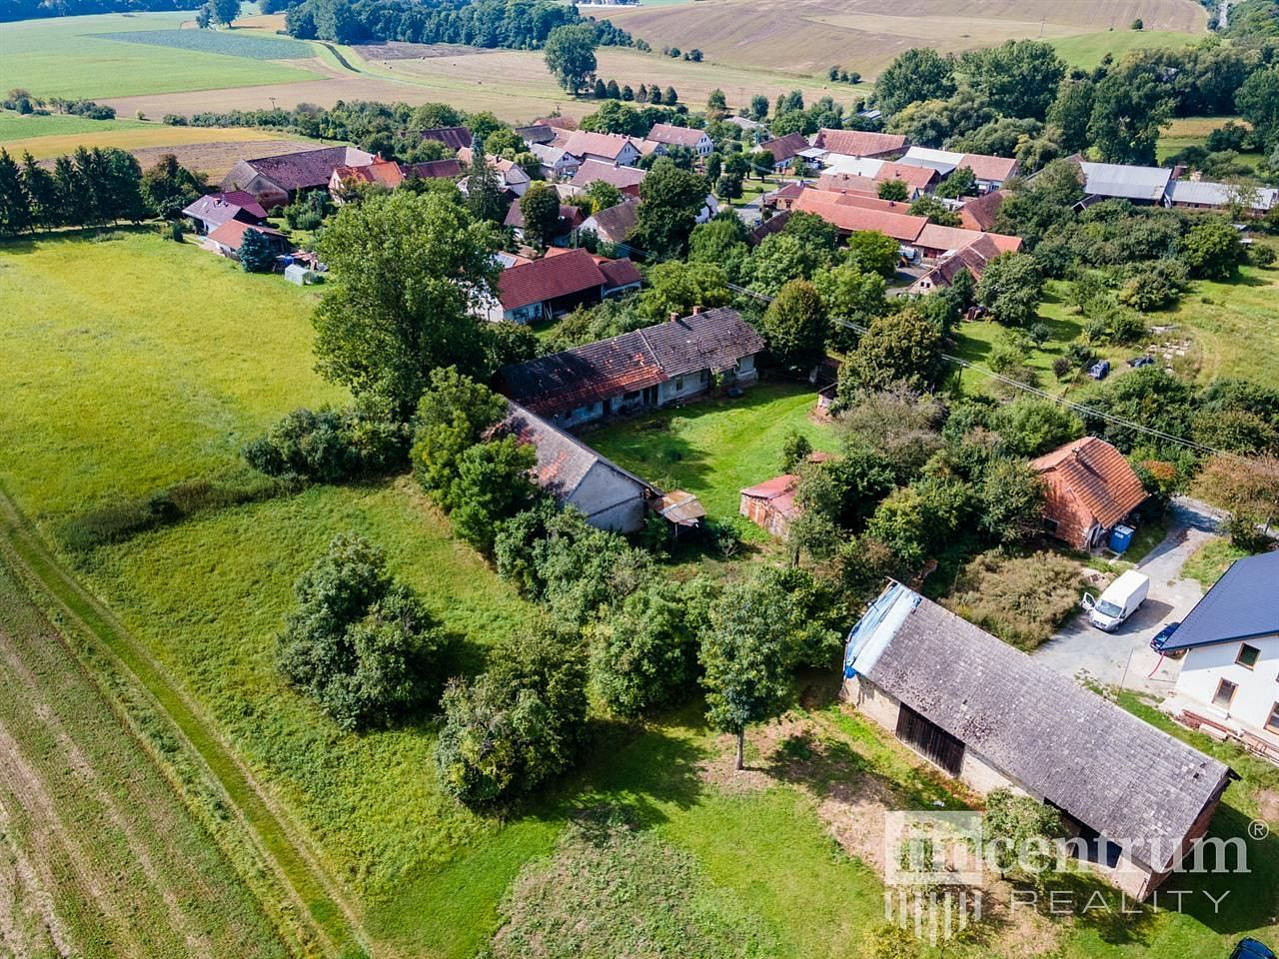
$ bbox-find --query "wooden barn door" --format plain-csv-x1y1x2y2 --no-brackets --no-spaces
895,704,965,776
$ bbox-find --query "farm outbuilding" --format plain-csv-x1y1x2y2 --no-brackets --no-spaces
843,582,1236,900
1030,437,1147,550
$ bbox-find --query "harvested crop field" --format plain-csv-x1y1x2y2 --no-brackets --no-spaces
596,0,1206,76
0,556,288,959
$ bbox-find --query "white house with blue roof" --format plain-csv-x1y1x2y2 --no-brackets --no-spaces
1161,550,1279,762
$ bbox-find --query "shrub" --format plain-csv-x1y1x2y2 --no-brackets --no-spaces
946,551,1082,649
276,533,446,731
1250,244,1276,268
244,403,410,482
589,582,696,718
434,628,587,806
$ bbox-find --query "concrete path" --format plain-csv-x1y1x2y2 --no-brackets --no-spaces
1032,498,1222,694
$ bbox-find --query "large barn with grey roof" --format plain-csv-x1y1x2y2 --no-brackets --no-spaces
843,582,1235,899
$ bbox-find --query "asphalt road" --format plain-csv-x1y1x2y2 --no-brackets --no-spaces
1032,498,1223,694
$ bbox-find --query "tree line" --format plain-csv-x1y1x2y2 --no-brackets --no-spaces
284,0,632,49
0,147,204,235
1,0,185,22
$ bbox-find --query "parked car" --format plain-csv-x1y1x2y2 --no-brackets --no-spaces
1150,620,1182,654
1231,939,1277,959
1089,359,1111,380
1127,355,1154,368
1083,570,1150,631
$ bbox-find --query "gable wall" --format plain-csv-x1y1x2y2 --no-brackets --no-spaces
1174,632,1279,735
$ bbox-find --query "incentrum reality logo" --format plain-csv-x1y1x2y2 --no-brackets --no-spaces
882,811,1255,945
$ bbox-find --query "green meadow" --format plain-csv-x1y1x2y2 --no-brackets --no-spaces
0,12,319,100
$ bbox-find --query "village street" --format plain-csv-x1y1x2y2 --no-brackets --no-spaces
1032,498,1223,695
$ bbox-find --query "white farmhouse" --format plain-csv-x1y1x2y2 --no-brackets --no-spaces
1161,550,1279,763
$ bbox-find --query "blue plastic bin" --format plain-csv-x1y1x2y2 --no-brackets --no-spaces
1109,524,1135,553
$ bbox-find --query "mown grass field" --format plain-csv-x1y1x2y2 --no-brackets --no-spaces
0,12,321,100
1165,262,1279,386
1049,28,1203,70
0,552,288,959
596,0,1205,77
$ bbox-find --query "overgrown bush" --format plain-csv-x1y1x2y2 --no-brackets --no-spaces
244,403,410,481
276,533,446,731
434,627,587,806
946,550,1082,650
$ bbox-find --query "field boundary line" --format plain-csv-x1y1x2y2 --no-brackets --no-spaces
0,489,372,959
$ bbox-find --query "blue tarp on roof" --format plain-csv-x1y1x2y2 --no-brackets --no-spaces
1160,549,1279,651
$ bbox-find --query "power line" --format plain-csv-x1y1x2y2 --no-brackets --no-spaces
720,280,1236,461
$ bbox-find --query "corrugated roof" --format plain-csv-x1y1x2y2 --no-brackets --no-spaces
900,146,963,175
1078,161,1172,201
848,583,1234,872
1159,550,1279,651
1167,180,1279,211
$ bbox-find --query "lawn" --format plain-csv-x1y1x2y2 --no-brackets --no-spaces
0,12,321,100
587,381,838,526
0,110,146,143
1181,538,1250,590
0,230,344,521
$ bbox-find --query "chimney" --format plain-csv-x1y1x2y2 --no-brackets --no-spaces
692,305,702,315
670,311,680,322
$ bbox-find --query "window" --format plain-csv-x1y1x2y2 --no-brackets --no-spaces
1268,703,1279,734
674,376,684,391
1212,679,1238,710
1237,643,1260,670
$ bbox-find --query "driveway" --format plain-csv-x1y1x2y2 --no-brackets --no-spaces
1032,498,1223,694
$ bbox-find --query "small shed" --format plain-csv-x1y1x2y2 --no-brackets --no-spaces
740,474,801,538
654,489,706,535
284,263,316,285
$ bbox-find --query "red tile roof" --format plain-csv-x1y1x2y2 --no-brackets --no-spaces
792,188,926,242
646,123,708,148
497,247,607,310
334,156,405,188
597,256,641,290
813,129,907,158
814,173,880,196
406,157,463,179
561,131,637,162
958,189,1007,231
915,223,1022,255
874,162,937,191
959,153,1018,182
1030,437,1147,549
570,159,647,192
499,308,763,416
208,219,284,251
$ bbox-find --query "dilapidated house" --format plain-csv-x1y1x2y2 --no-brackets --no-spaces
844,582,1235,900
498,307,764,428
1030,437,1147,550
502,402,653,532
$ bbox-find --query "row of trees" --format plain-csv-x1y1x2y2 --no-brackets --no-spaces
285,0,632,49
0,147,205,235
1,0,185,21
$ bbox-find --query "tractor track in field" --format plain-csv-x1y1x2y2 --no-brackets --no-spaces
0,488,372,959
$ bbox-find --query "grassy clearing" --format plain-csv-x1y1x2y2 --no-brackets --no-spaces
0,12,320,100
1181,538,1250,589
0,116,315,161
0,110,146,143
1161,264,1279,386
587,381,836,527
0,553,290,959
95,28,315,60
0,230,344,522
1049,29,1202,71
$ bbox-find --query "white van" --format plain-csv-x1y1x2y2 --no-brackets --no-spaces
1083,570,1150,632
